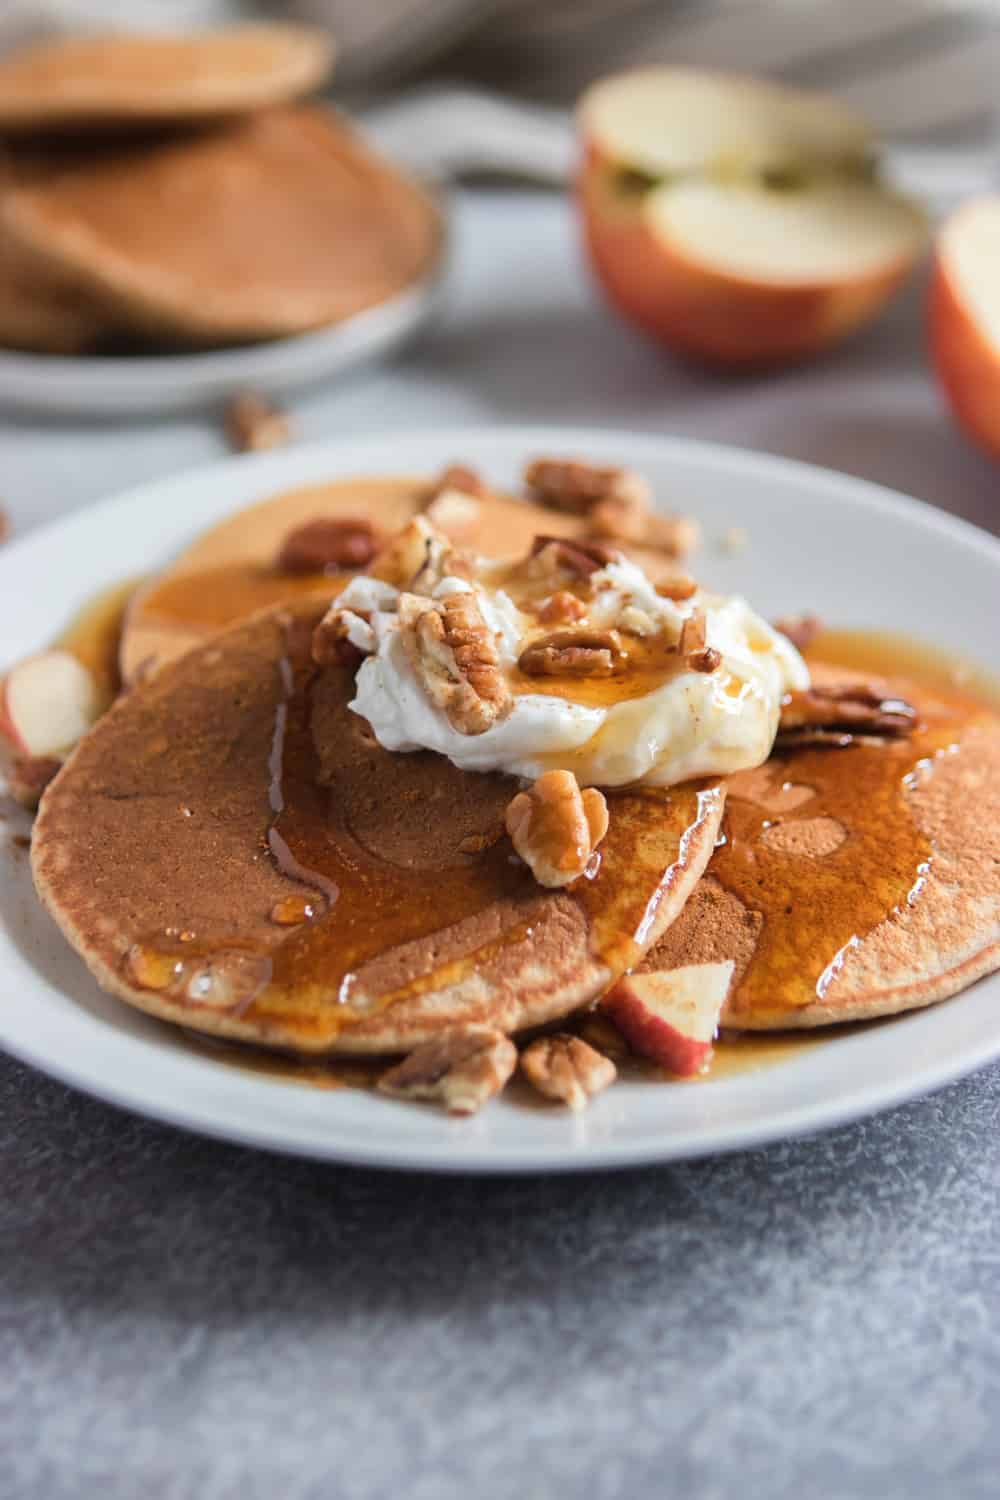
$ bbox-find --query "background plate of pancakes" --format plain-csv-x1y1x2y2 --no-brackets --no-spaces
0,26,446,416
2,426,1000,1173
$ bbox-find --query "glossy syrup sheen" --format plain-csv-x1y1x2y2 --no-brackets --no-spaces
713,634,998,1027
57,576,138,709
136,562,348,629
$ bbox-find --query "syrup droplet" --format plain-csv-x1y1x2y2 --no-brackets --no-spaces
270,895,317,926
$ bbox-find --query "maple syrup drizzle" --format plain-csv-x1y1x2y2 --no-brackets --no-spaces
56,576,139,710
136,562,348,630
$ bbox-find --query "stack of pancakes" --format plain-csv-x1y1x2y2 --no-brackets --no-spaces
29,469,1000,1079
0,26,440,354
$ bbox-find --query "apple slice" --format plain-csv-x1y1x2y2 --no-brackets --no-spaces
929,196,1000,460
0,649,99,759
601,961,735,1076
578,67,927,367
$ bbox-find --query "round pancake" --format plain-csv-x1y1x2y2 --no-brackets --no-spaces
120,475,693,682
642,663,1000,1028
32,602,724,1056
0,26,335,133
1,107,441,346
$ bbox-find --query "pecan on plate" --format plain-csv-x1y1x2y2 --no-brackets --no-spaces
773,613,823,652
277,518,378,574
679,610,721,674
378,1026,517,1115
518,628,624,678
535,590,588,626
224,392,292,453
527,534,619,583
399,589,512,735
777,683,918,743
311,604,373,668
369,517,461,592
524,457,649,516
505,769,609,888
520,1033,617,1110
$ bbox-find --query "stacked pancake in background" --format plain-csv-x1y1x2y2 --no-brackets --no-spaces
0,25,441,355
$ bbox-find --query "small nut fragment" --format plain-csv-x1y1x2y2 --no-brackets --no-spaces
520,1033,617,1110
536,590,588,625
370,517,460,591
378,1026,517,1115
429,463,490,500
774,613,823,652
518,628,624,678
277,518,378,574
505,769,609,888
224,392,292,453
655,574,698,602
399,589,512,735
778,683,917,741
576,1012,633,1064
7,754,61,809
311,605,372,668
678,610,721,673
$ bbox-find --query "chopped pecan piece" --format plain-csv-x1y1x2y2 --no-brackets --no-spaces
520,1033,617,1110
518,628,624,678
369,517,461,591
505,770,609,888
399,589,512,735
778,683,917,741
311,605,372,668
277,518,378,574
678,610,721,673
589,496,699,559
224,392,292,453
378,1026,517,1115
656,574,698,602
528,534,619,579
7,754,61,809
524,457,649,515
773,613,823,652
535,591,588,626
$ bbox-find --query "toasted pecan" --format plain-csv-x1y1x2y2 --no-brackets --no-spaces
505,769,609,888
520,1033,617,1110
277,518,378,574
399,589,512,735
778,683,918,741
378,1026,517,1115
518,628,624,678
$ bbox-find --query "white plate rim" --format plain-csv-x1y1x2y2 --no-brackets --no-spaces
1,423,999,1174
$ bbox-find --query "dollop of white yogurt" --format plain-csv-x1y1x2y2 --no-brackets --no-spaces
342,556,808,788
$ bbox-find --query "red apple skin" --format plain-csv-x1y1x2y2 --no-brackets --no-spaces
0,675,28,757
601,983,712,1077
578,144,916,369
929,249,1000,461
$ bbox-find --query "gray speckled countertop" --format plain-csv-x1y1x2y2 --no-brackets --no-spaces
2,191,1000,1499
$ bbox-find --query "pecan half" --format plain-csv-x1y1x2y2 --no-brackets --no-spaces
773,613,823,652
370,517,461,591
378,1026,517,1115
520,1033,617,1110
778,683,918,742
505,770,609,888
524,457,649,515
678,610,722,673
277,518,378,574
399,589,512,735
224,392,292,453
518,628,624,678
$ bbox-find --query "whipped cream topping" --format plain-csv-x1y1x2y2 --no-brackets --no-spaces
341,553,808,789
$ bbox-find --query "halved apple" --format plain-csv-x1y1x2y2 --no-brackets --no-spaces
0,649,98,760
601,960,735,1076
578,68,927,367
929,196,1000,460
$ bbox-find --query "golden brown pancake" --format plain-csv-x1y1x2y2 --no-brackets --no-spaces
32,602,724,1056
0,26,335,133
1,107,441,346
120,475,692,682
642,663,1000,1028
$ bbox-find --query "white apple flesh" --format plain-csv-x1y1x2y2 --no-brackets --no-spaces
0,649,99,759
601,961,735,1076
578,67,927,367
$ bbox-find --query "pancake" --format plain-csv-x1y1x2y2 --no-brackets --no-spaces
0,26,335,133
120,475,695,682
0,107,441,347
641,662,1000,1028
32,601,724,1056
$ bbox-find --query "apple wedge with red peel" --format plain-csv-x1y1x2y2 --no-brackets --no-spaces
0,649,99,760
578,67,927,368
929,196,1000,460
601,961,735,1076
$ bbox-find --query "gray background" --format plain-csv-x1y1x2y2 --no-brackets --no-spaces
2,189,999,1498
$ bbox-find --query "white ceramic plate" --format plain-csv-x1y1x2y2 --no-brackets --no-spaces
0,256,445,419
2,427,999,1173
